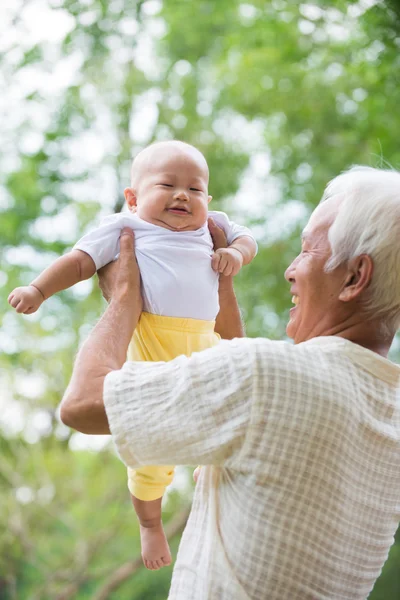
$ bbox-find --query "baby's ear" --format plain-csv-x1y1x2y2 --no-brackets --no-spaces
124,188,137,211
207,195,212,204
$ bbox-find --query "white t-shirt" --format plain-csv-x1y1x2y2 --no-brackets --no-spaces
73,211,256,321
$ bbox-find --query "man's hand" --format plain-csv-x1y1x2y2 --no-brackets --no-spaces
8,285,44,314
97,228,142,307
208,217,228,252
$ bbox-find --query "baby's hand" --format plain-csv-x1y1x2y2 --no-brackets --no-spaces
8,285,44,314
211,247,243,276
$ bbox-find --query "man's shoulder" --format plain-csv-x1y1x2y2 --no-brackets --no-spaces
222,336,335,377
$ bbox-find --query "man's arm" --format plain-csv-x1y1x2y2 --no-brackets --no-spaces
208,218,245,339
60,229,141,434
215,276,245,339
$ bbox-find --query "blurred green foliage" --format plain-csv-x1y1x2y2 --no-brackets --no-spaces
0,0,399,598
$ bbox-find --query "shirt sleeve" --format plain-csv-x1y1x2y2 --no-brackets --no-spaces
103,338,258,468
208,210,258,252
73,213,136,271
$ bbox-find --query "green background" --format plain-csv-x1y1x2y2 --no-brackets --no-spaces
1,0,399,597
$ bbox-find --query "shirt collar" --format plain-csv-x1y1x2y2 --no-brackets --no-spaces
301,336,400,385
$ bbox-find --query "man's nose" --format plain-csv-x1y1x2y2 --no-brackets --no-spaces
284,261,295,283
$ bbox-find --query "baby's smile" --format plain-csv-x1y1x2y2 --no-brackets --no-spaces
167,204,191,215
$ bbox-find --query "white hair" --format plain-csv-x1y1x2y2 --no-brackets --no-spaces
321,166,400,331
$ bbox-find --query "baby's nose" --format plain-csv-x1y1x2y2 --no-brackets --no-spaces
174,189,189,200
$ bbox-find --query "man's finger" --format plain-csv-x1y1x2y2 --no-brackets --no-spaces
119,228,134,257
208,217,227,250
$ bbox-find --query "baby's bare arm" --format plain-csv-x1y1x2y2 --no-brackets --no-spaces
31,250,96,299
229,235,257,265
9,250,96,314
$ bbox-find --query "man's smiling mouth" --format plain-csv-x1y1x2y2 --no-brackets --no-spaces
292,295,299,306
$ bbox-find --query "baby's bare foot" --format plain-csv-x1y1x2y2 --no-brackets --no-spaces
140,523,172,570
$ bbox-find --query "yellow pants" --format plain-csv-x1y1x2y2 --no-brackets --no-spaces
127,312,220,501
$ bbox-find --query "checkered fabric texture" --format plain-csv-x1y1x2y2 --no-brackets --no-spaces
104,336,400,600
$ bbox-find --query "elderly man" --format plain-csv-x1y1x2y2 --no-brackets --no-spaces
61,166,400,600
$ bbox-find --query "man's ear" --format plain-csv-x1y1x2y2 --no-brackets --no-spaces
124,188,137,212
339,254,373,302
207,195,212,204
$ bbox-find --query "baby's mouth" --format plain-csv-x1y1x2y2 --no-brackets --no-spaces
292,295,299,306
168,206,190,215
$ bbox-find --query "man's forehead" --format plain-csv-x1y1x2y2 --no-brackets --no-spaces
303,197,341,239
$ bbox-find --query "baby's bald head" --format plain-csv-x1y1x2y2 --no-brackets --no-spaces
125,139,211,231
130,140,209,188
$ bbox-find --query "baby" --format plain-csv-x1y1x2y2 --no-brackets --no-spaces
8,140,257,570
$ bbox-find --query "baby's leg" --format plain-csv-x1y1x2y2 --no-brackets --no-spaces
128,465,175,570
131,495,172,570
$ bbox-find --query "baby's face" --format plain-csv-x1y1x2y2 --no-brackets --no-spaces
125,149,211,231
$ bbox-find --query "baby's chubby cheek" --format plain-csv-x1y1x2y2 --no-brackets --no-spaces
135,203,157,221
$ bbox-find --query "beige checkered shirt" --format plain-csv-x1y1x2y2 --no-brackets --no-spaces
104,336,400,600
